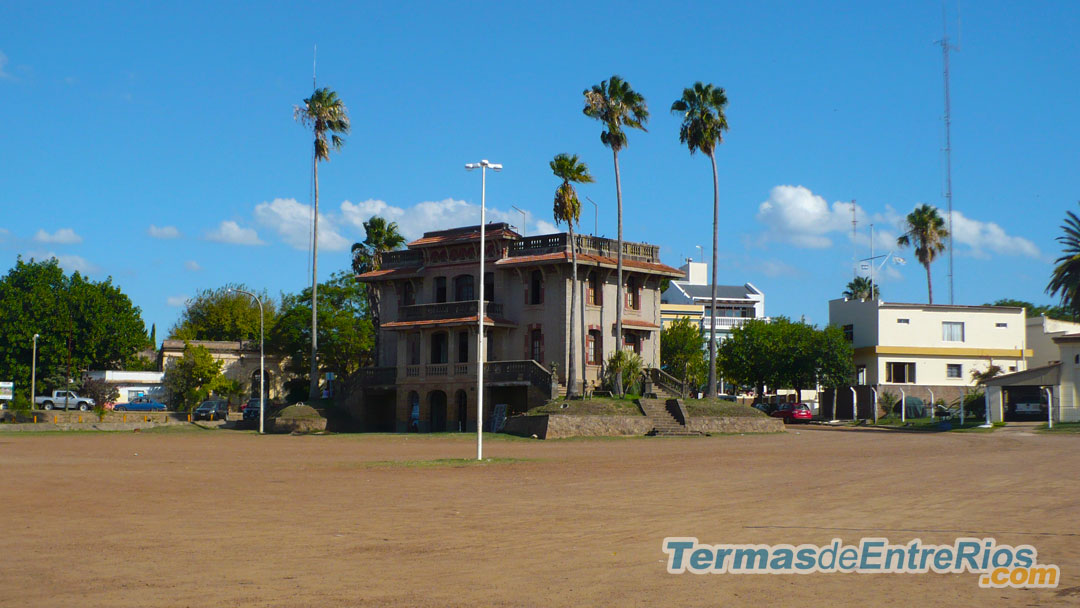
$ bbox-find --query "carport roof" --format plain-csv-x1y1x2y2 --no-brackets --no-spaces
984,362,1060,387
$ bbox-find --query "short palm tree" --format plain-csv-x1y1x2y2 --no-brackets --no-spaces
671,81,728,397
352,217,406,361
843,276,880,300
551,153,594,399
583,75,648,396
1047,204,1080,318
295,87,350,400
897,204,948,305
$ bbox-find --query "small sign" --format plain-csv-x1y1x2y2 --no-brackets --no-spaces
0,382,12,400
491,404,507,432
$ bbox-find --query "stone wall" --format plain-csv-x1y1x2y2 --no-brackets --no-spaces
503,415,653,439
686,417,785,434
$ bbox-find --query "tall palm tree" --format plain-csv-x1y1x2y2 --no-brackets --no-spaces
1047,203,1080,318
671,81,728,398
352,217,406,364
550,154,594,399
295,87,350,400
896,204,948,304
843,276,880,300
583,75,648,396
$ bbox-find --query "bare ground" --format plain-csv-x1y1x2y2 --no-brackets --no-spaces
1,425,1078,607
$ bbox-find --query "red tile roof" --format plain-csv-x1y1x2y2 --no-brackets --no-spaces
495,252,683,276
408,227,520,247
356,267,422,281
618,319,661,330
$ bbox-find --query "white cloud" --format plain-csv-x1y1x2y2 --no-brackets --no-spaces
34,228,82,244
947,208,1039,258
166,295,188,307
27,251,98,274
205,221,264,246
755,185,863,248
148,224,181,239
339,198,536,240
184,260,201,272
254,197,349,252
534,220,558,235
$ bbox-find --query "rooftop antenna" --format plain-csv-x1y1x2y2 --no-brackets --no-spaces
937,2,958,304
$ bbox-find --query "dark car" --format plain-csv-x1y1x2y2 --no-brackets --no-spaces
194,400,229,421
114,397,168,412
769,403,813,424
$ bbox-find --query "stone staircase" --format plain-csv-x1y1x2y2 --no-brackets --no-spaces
638,398,702,437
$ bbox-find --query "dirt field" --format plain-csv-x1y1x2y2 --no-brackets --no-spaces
2,425,1078,607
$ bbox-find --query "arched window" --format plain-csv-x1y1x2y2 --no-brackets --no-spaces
430,332,448,364
454,274,475,301
529,270,544,305
403,282,415,306
587,272,601,306
455,390,468,432
434,277,447,303
530,328,544,363
626,276,641,310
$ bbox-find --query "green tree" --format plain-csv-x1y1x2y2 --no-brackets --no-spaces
162,342,231,411
816,324,856,396
843,276,880,300
79,376,119,415
550,153,594,398
296,87,351,400
718,319,782,402
660,316,707,390
169,284,275,342
0,257,149,401
270,271,374,384
583,75,648,396
671,82,729,397
897,204,949,304
1047,204,1080,318
350,216,406,362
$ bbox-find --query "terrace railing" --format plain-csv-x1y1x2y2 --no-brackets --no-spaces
508,233,660,263
398,301,504,322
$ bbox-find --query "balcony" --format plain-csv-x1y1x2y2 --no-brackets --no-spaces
355,367,397,386
508,233,661,264
700,316,770,330
381,249,424,269
398,301,504,322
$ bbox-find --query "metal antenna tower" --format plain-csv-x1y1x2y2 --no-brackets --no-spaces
937,3,958,304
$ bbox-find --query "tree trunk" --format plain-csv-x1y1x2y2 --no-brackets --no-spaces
567,225,579,399
925,262,933,305
613,149,624,397
308,154,321,402
707,152,719,398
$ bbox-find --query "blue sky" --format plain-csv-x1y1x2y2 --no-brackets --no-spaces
1,1,1077,339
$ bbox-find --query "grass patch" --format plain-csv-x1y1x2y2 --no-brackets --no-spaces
1036,422,1080,433
682,398,767,418
358,457,531,468
526,396,644,416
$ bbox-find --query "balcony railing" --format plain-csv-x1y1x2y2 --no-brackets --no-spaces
398,301,504,322
700,316,770,330
356,360,552,398
508,233,661,264
381,249,424,269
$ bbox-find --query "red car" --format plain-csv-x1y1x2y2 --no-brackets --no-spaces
769,403,813,424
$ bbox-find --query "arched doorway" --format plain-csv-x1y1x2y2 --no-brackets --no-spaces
408,391,420,432
429,391,447,432
455,390,468,432
250,370,272,399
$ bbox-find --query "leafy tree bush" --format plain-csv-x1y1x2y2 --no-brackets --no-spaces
162,343,232,411
79,376,119,415
660,316,706,389
604,350,643,397
170,284,276,342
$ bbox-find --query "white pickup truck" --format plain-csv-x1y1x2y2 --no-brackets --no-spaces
36,390,95,411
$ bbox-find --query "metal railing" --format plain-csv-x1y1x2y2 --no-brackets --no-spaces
381,249,424,268
355,367,397,386
647,367,687,398
398,301,504,322
700,316,770,330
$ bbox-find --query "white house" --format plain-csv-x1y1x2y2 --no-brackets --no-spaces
986,332,1080,423
1026,315,1080,367
84,370,166,404
829,298,1030,404
661,261,766,344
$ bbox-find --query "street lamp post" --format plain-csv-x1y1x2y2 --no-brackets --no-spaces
229,289,265,434
31,333,39,402
465,159,501,460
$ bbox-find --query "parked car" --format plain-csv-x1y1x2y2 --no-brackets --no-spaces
194,400,229,421
242,398,265,412
753,403,775,415
769,402,813,424
114,397,168,412
35,390,95,411
242,405,263,422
